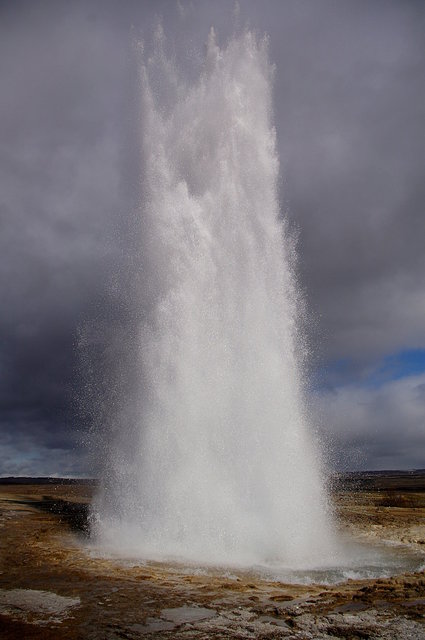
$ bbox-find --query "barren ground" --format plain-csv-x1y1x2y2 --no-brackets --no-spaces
0,473,423,639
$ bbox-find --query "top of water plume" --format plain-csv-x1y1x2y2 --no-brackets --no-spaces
90,27,337,570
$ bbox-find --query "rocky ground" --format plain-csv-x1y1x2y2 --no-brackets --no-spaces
0,473,423,639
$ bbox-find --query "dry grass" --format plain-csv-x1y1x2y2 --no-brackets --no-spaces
378,492,418,508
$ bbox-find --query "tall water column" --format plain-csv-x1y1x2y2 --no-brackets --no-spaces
92,29,335,569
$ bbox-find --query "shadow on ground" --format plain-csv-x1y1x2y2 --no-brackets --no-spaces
9,497,90,534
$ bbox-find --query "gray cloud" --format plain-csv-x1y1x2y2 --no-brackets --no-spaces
1,0,424,474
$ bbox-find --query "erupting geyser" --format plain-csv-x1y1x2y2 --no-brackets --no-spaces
92,29,337,569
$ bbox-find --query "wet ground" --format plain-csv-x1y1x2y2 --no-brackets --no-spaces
0,474,423,639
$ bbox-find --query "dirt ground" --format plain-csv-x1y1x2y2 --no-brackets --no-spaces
0,473,423,639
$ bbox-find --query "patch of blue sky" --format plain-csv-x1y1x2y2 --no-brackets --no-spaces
312,348,425,392
369,348,425,387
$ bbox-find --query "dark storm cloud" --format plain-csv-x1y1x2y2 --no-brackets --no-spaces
0,0,129,474
267,1,425,365
1,0,424,474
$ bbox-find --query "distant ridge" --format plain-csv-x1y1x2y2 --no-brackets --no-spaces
0,471,423,485
330,469,425,492
0,477,97,485
339,469,425,475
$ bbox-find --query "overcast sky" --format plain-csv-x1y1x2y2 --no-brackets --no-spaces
1,0,424,476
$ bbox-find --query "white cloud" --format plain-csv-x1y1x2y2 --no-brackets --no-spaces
315,373,425,470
